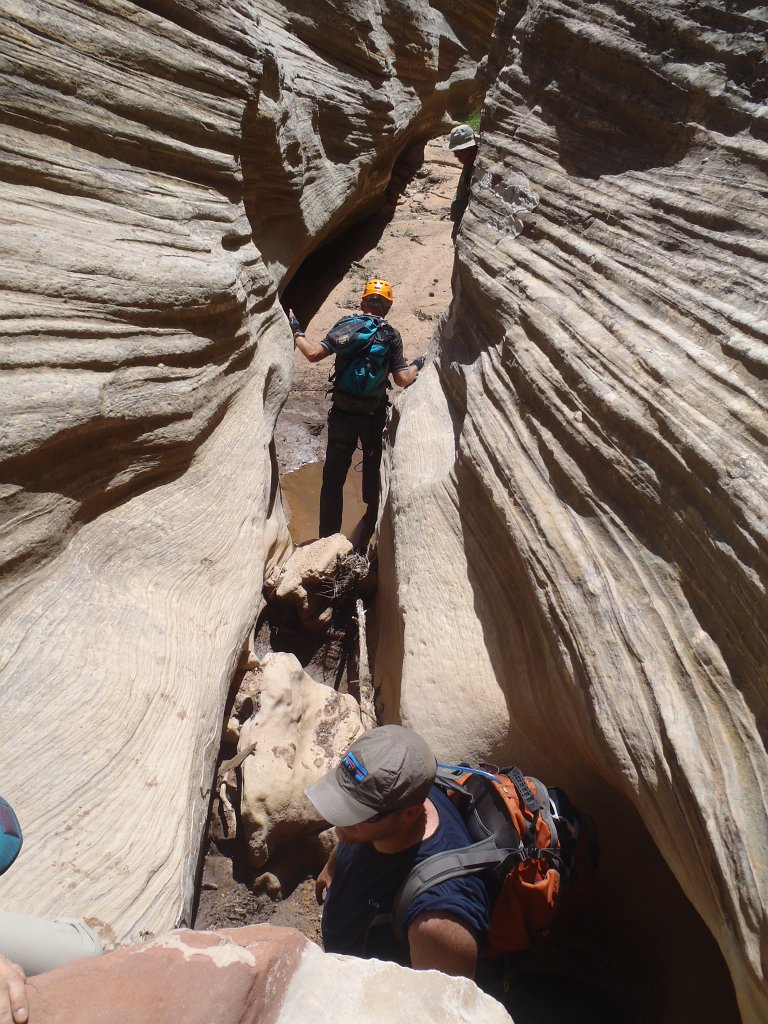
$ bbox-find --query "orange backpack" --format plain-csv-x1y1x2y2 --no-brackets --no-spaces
392,764,598,956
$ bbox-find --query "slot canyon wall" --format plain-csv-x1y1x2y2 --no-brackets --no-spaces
0,0,494,942
376,1,767,1021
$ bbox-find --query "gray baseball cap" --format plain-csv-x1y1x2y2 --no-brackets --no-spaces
305,726,437,826
445,124,478,151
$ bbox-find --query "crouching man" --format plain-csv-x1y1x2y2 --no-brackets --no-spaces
305,726,489,978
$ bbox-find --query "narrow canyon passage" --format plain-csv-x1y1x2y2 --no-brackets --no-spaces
193,137,464,933
277,137,460,545
4,1,763,1020
194,141,740,1023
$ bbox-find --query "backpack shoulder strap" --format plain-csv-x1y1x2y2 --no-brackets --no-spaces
388,764,549,945
371,318,396,343
390,836,519,943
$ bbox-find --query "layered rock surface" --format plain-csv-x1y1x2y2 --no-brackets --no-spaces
0,0,494,941
3,0,766,1020
377,2,767,1020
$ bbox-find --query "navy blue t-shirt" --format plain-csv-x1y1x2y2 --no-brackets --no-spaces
321,786,490,965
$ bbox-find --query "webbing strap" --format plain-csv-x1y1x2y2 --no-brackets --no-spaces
391,837,522,942
434,770,472,796
508,767,540,816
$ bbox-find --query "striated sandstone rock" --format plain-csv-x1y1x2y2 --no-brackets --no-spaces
0,0,495,942
377,1,767,1020
238,652,365,868
27,925,513,1024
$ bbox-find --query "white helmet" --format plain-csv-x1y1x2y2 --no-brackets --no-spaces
445,124,478,152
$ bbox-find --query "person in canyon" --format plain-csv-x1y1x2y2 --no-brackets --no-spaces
0,797,101,1024
1,798,28,1024
446,124,479,239
305,725,489,978
289,279,424,548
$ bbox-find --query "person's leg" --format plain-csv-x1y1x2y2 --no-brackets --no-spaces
359,410,387,537
319,407,359,537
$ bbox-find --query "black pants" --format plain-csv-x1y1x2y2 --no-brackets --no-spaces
319,404,387,538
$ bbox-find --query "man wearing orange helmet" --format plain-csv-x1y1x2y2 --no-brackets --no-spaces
289,279,424,546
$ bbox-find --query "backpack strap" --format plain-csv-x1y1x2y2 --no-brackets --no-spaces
390,836,523,943
387,764,564,947
508,767,540,816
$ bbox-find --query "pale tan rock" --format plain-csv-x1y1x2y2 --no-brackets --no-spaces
277,941,512,1024
238,653,365,867
378,3,768,1020
225,669,263,746
26,925,512,1024
211,781,238,844
0,0,494,943
267,534,353,630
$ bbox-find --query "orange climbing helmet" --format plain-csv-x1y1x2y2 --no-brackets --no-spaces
362,278,393,304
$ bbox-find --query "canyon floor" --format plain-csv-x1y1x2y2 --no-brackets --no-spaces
195,136,462,938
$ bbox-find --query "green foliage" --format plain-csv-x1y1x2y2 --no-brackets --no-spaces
466,109,481,132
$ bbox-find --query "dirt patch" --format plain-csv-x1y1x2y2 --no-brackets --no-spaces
195,852,323,944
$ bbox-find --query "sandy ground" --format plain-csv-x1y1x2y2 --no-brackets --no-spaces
195,137,462,938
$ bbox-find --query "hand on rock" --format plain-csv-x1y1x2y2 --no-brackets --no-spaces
411,355,425,371
0,956,28,1024
287,309,304,336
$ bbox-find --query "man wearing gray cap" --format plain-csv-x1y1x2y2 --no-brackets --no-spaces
445,123,479,239
305,725,489,978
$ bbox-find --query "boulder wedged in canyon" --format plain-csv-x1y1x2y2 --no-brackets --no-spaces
27,925,513,1024
0,0,495,942
237,652,365,868
264,534,353,631
377,1,767,1020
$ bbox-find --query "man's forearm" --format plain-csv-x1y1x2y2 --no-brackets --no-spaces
393,357,424,388
315,844,338,904
294,332,328,362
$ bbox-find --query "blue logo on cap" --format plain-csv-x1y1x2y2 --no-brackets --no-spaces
341,752,368,785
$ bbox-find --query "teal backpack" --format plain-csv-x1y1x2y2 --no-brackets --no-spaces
324,315,392,400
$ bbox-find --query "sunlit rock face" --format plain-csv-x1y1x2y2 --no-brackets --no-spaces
27,925,513,1024
378,1,767,1020
0,0,495,942
237,652,364,868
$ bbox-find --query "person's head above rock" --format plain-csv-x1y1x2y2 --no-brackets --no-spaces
305,725,437,827
446,123,479,167
360,278,393,318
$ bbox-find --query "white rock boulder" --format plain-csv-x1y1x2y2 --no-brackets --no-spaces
238,652,365,868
